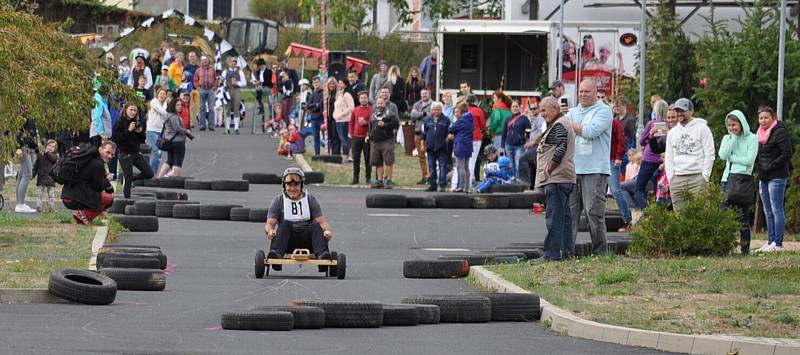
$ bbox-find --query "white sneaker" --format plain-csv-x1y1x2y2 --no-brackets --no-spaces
756,242,772,252
773,245,783,252
14,204,37,213
762,242,778,252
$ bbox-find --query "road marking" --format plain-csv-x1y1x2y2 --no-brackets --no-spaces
367,213,410,217
421,248,472,252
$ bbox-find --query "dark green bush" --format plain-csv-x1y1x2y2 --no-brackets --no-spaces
786,147,800,234
629,184,739,257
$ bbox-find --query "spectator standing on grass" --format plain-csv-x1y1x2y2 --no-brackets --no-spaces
62,141,116,225
448,103,474,193
754,106,794,253
32,139,58,212
333,78,354,161
500,100,531,176
718,109,757,255
346,70,365,100
146,88,171,175
609,109,632,232
633,99,669,212
405,67,425,110
194,56,217,131
325,78,341,155
489,91,513,148
14,116,38,214
567,78,613,255
369,60,389,104
349,91,372,185
467,95,487,184
307,77,325,155
517,102,545,187
112,103,153,198
409,88,433,185
377,86,399,118
388,65,407,117
536,97,576,260
157,99,193,178
367,97,400,189
441,91,455,120
423,101,451,192
664,98,715,211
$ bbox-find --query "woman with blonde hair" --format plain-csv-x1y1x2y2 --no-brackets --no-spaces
333,78,355,160
387,65,407,116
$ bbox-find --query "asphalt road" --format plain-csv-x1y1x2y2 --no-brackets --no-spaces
0,131,673,354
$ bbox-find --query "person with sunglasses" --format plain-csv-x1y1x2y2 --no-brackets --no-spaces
264,168,333,271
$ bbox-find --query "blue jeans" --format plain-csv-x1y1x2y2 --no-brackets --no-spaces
199,89,214,129
427,149,448,188
146,131,162,174
544,183,575,259
608,161,631,224
504,144,525,176
336,122,350,156
760,178,787,247
311,119,323,155
634,161,662,209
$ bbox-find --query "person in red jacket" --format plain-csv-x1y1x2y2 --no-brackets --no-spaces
178,91,191,129
609,115,632,232
466,94,486,185
349,91,372,184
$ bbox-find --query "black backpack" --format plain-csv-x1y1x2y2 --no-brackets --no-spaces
50,143,97,185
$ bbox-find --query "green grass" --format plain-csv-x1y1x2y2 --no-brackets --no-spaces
305,143,429,188
0,211,96,288
479,253,800,338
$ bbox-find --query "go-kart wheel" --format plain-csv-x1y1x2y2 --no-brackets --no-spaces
336,253,346,280
255,250,266,279
328,252,338,277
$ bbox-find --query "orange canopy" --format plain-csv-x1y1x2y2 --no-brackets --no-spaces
284,43,370,75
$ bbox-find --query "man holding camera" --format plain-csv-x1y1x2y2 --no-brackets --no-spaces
550,80,571,113
409,88,432,185
113,104,153,198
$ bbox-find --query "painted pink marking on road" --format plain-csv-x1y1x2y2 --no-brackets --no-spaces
164,263,177,276
204,325,223,331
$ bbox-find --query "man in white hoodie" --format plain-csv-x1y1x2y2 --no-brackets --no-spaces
664,98,715,211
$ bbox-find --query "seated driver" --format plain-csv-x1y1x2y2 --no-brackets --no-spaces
264,168,333,270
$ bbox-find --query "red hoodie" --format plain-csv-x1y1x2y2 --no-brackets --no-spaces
349,105,372,138
179,100,191,129
468,105,486,141
611,118,627,161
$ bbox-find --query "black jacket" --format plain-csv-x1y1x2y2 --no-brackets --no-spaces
112,118,147,154
61,154,111,210
368,108,400,143
757,120,794,181
33,152,58,187
307,89,324,121
389,80,407,114
17,117,38,150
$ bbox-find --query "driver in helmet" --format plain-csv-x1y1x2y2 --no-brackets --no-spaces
264,167,332,270
475,156,515,193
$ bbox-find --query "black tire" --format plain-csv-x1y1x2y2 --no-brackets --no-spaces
97,251,166,270
471,194,510,209
97,254,162,269
142,179,160,187
102,244,161,250
220,310,294,331
401,295,491,323
242,173,280,184
109,198,135,214
305,171,325,184
436,254,491,266
411,304,441,324
406,196,436,208
293,300,382,328
437,252,525,266
492,247,543,259
48,269,117,305
507,192,544,209
328,251,338,277
575,241,592,257
606,214,626,232
211,180,250,192
254,250,266,279
365,194,407,208
403,260,469,279
155,201,197,217
158,176,191,189
382,304,419,326
114,215,159,232
311,155,344,164
124,205,137,215
433,194,473,209
489,183,527,193
248,208,269,223
606,240,618,255
131,201,156,216
474,293,541,321
336,253,346,279
230,207,251,221
155,191,189,201
249,306,325,329
130,192,156,200
508,242,544,248
97,268,166,291
199,204,241,220
172,204,201,219
184,179,213,190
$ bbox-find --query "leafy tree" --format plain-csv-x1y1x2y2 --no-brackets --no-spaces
248,0,308,26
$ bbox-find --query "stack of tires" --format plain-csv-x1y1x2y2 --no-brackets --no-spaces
95,244,168,292
365,190,545,210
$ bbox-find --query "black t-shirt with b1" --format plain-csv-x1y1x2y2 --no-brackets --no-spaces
267,193,323,227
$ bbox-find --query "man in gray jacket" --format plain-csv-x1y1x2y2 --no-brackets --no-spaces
368,60,389,103
409,88,432,184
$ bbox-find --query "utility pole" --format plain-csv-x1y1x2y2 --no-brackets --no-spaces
637,0,647,148
778,0,786,120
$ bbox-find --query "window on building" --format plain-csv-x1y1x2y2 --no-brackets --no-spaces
214,0,232,19
188,0,207,18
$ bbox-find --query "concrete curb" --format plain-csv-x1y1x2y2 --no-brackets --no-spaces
0,226,109,304
470,266,800,355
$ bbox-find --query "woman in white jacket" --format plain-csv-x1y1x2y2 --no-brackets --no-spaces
333,78,355,160
146,88,171,174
